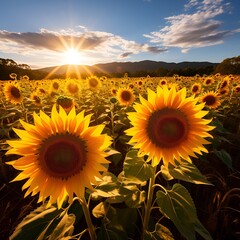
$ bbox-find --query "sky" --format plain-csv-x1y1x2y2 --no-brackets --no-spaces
0,0,239,69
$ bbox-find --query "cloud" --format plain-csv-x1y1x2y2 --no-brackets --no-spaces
144,0,237,52
0,27,166,63
119,52,134,58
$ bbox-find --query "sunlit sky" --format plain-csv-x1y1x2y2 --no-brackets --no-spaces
0,0,240,69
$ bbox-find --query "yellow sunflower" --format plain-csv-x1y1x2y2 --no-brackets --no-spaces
6,105,112,208
219,77,230,89
30,92,41,106
203,77,214,86
159,79,168,86
87,76,101,90
218,87,230,96
200,91,221,109
110,88,117,96
191,83,201,95
234,84,240,94
66,80,79,96
51,80,60,91
4,82,23,104
126,86,214,167
9,73,17,80
116,88,135,106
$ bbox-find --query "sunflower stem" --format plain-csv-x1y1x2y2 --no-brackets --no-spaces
79,197,97,240
142,165,157,238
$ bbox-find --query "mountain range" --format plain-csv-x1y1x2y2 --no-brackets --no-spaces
37,60,218,75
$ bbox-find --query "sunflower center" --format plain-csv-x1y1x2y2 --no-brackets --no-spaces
89,78,98,87
203,95,216,106
39,133,87,179
192,86,199,92
121,90,131,101
146,108,188,148
68,83,78,94
57,96,73,109
10,86,21,98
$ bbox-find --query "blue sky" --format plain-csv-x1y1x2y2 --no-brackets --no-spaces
0,0,239,68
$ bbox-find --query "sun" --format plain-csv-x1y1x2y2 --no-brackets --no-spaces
63,48,84,65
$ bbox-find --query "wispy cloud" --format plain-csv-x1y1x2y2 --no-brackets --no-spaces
144,0,236,53
0,26,167,66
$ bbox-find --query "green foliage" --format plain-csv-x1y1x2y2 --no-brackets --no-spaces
215,56,240,75
161,160,213,185
144,223,174,240
9,200,84,240
156,184,213,240
10,205,66,240
213,149,233,169
94,202,138,240
123,150,154,184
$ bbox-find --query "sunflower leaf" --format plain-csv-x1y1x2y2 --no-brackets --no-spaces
156,183,212,240
10,204,64,240
161,160,213,185
144,223,174,240
48,212,75,240
94,172,132,203
213,149,233,169
97,204,138,240
123,150,153,184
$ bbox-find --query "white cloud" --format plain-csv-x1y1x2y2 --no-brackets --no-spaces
0,27,167,65
144,0,236,53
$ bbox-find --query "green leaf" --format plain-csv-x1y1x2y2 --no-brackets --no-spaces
94,172,132,204
156,183,212,240
123,150,153,184
48,213,75,240
144,223,174,240
124,186,146,208
95,172,122,198
92,202,106,218
154,223,174,240
161,160,213,185
97,204,138,240
214,149,233,169
10,204,64,240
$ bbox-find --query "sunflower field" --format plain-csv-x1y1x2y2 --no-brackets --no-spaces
0,73,240,240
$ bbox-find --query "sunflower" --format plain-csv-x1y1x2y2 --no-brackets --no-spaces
110,88,117,96
203,77,214,86
126,86,214,167
30,92,41,106
22,75,29,81
6,105,112,208
4,82,23,104
66,80,79,95
128,83,135,89
51,80,60,91
159,79,167,86
56,95,75,112
116,88,135,106
218,87,230,96
219,77,230,89
9,73,17,80
234,84,240,93
191,83,201,95
200,91,221,109
87,76,101,90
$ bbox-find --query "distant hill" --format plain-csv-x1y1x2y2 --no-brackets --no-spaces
1,58,222,80
38,60,218,76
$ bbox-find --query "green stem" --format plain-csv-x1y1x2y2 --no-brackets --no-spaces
142,165,157,237
79,197,97,240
